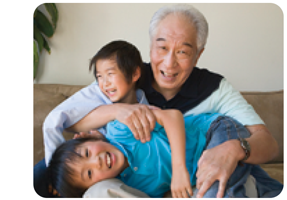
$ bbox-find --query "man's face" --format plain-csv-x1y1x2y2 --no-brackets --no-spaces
150,14,203,99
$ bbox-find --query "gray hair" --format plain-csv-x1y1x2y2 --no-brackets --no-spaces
149,4,208,52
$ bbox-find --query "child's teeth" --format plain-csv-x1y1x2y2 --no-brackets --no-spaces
107,153,111,167
107,90,116,95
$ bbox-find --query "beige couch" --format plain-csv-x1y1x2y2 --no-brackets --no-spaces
34,84,283,185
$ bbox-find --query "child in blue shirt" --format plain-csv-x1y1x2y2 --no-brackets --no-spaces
48,40,281,198
49,40,204,197
50,112,222,197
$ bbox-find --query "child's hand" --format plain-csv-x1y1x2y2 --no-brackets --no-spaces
73,132,90,139
73,129,104,139
171,165,193,198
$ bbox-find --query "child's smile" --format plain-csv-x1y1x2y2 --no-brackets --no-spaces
106,151,112,168
69,141,128,190
95,59,139,104
105,88,117,98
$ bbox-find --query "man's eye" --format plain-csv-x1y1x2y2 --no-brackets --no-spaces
85,149,89,157
88,170,92,179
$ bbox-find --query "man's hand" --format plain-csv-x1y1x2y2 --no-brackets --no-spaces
171,165,193,198
115,104,157,143
196,140,241,198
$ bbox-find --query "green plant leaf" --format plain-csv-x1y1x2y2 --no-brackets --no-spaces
34,40,39,79
34,10,54,37
34,25,44,52
44,3,58,29
33,4,58,79
43,38,51,54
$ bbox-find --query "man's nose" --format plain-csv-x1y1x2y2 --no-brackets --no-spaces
164,51,177,69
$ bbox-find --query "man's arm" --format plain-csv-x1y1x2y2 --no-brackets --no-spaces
212,79,279,163
194,79,279,197
244,124,279,163
195,124,279,198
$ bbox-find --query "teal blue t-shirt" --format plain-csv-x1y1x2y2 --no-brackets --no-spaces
105,113,221,197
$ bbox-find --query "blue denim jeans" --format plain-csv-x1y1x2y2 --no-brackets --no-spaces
198,116,283,198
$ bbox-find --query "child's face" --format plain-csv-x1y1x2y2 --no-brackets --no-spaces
69,140,128,190
96,59,139,103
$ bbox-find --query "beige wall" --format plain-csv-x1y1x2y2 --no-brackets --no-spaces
34,3,283,92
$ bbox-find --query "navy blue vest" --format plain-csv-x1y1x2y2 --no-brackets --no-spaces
140,63,223,114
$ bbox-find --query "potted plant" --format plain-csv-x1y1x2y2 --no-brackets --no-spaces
33,3,58,79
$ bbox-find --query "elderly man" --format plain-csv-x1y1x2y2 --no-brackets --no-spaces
34,4,282,198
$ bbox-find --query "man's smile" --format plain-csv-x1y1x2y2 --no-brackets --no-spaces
160,70,179,81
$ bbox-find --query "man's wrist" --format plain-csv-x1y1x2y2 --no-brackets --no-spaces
237,138,251,161
229,139,247,162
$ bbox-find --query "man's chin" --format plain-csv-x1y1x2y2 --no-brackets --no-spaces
158,81,178,90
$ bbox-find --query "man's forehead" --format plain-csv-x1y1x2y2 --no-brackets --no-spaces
155,37,193,49
154,13,196,41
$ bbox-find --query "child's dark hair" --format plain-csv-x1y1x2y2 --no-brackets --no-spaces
89,40,145,88
47,137,108,197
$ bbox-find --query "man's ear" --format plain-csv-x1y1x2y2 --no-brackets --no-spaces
132,67,141,82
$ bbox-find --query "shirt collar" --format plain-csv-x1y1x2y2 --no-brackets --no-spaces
178,67,200,98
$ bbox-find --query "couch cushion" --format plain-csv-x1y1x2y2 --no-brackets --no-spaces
241,91,283,163
33,85,84,165
260,163,283,184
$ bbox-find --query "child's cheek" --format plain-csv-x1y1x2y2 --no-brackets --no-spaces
91,142,111,154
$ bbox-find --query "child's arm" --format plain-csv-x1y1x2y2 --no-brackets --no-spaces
66,104,115,132
67,103,156,142
152,109,193,198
